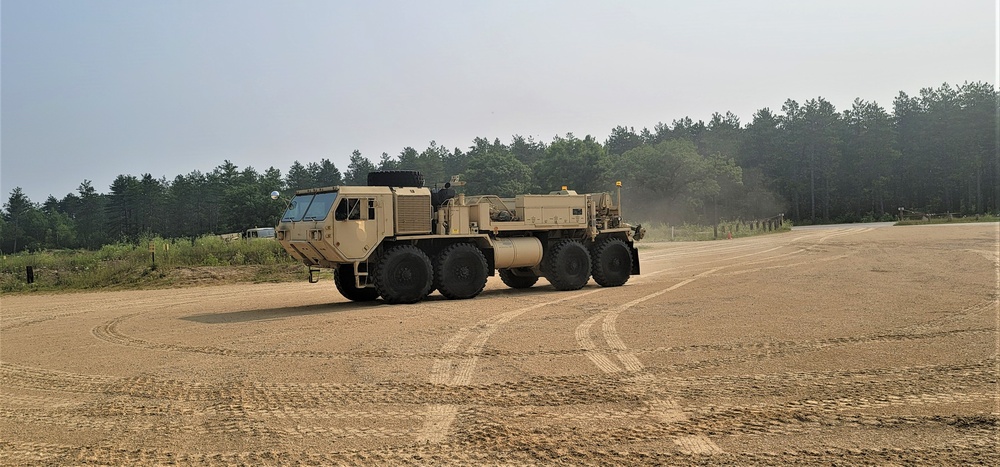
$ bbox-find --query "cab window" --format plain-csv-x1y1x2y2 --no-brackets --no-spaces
335,198,362,221
281,194,313,222
302,192,338,221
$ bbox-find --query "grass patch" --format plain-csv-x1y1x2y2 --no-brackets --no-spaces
1,236,303,294
640,220,792,242
895,214,1000,226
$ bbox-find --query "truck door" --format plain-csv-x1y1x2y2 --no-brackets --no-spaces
333,196,380,260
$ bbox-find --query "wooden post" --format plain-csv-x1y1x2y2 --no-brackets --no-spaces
26,266,34,284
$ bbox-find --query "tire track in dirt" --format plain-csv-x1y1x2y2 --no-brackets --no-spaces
416,288,603,443
5,357,991,410
3,358,991,418
639,327,993,356
454,410,996,464
3,358,994,464
84,228,843,363
9,324,991,412
3,306,110,332
568,227,874,454
413,229,860,447
4,439,995,466
5,386,993,454
974,238,1000,422
574,272,724,454
3,225,994,464
472,391,996,426
87,309,991,363
0,408,412,439
1,395,427,420
638,329,995,378
891,297,998,334
2,296,200,332
637,228,866,290
657,359,997,407
6,227,947,456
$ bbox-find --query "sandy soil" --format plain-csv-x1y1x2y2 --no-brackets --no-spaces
1,223,998,465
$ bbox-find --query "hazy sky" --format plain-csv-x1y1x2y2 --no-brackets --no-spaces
1,0,995,202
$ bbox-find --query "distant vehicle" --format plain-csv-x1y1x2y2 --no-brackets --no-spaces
272,170,644,304
218,228,276,241
245,227,276,239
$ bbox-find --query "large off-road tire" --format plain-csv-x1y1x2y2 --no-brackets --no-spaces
499,268,539,289
543,239,591,291
374,245,434,304
435,243,489,300
591,238,633,287
367,170,424,187
334,264,380,302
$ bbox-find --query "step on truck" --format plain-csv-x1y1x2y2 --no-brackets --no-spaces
272,170,645,304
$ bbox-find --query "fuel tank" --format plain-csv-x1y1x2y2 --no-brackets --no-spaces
492,237,544,269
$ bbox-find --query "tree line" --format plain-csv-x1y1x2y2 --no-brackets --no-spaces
2,81,995,253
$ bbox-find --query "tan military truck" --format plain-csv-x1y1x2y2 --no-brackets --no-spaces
272,170,644,304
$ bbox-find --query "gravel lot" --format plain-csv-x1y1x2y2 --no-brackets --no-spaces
2,223,997,465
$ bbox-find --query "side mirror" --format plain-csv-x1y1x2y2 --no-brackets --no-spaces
270,191,281,200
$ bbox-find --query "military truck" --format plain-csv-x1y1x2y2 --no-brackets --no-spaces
272,170,644,304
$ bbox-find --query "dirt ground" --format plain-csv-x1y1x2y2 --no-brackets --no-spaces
1,223,997,465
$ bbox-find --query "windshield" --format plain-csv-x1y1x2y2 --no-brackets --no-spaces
281,195,311,221
281,193,338,222
302,192,338,221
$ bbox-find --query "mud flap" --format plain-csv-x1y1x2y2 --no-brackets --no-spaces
630,245,641,275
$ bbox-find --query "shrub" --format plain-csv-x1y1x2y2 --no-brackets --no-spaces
0,235,297,293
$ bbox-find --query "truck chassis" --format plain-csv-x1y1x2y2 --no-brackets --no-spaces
274,171,642,304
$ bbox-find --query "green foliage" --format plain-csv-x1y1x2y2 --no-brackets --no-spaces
1,80,995,254
344,150,376,186
285,161,315,192
0,236,298,293
509,135,546,167
617,139,744,222
416,141,449,185
605,125,644,157
535,134,610,193
621,139,738,202
309,159,343,187
463,151,533,197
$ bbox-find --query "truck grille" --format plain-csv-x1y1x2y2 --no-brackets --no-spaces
395,195,432,234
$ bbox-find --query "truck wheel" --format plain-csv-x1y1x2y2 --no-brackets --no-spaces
367,170,424,187
435,243,488,300
591,238,632,287
375,245,434,304
334,264,379,302
544,239,591,291
499,268,539,289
